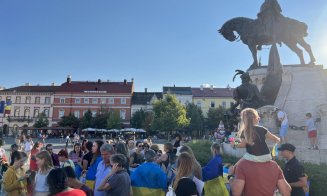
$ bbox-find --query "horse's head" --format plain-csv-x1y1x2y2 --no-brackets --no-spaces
219,17,254,42
218,27,237,42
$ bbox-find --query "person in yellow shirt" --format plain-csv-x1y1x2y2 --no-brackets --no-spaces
3,151,29,196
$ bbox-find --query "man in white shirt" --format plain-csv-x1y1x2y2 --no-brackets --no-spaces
277,110,289,144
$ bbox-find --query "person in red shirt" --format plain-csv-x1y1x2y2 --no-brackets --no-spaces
47,168,86,196
30,142,42,171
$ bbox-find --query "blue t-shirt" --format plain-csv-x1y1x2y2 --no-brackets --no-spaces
202,155,223,181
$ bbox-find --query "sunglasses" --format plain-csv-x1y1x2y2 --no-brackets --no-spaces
138,145,143,148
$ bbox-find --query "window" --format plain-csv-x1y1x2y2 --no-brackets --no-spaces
6,96,11,101
196,101,201,108
15,96,21,104
44,108,50,117
60,98,65,104
34,108,40,117
222,101,227,108
74,111,80,118
91,111,97,117
109,98,114,104
101,98,106,104
25,97,31,104
92,98,98,104
121,98,126,104
211,101,215,108
120,110,126,120
75,98,81,104
84,98,89,104
0,96,2,101
45,97,51,104
14,108,20,117
24,108,30,117
59,110,65,118
35,97,40,104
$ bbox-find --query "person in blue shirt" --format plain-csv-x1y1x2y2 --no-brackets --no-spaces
202,143,223,181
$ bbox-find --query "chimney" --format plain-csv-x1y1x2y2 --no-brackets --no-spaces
131,78,134,83
25,83,30,86
98,79,101,83
200,85,203,91
145,88,147,93
51,82,56,86
210,85,214,90
227,84,231,90
67,75,72,83
123,79,127,85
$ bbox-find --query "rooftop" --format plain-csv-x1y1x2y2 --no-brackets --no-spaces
192,87,234,97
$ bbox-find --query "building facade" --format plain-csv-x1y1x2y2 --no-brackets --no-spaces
52,76,134,128
163,86,192,106
131,90,162,115
192,86,234,117
0,85,57,136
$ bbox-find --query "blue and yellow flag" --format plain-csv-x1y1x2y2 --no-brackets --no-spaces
131,162,167,196
0,101,5,114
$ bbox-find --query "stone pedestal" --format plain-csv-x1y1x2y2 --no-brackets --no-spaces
249,64,327,150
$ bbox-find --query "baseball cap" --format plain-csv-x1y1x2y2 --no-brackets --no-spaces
277,143,296,152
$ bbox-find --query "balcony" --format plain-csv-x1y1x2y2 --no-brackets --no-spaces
7,116,34,123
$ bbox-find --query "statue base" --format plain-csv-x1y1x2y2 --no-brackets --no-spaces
249,64,327,149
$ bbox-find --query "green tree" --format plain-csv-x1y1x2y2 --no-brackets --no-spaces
206,106,226,130
131,109,154,132
186,103,204,134
93,112,110,129
33,112,49,128
107,111,122,129
131,109,146,129
152,94,189,133
58,113,80,129
80,110,93,129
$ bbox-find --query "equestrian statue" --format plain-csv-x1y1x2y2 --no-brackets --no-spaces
219,0,315,70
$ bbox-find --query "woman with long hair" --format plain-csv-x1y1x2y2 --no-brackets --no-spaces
34,150,54,196
47,168,86,196
115,142,130,174
85,140,103,189
81,139,88,153
235,108,280,162
178,145,202,180
3,151,28,196
30,142,41,172
69,143,83,178
81,141,93,171
173,152,198,196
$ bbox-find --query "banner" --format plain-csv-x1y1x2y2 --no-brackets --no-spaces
4,100,12,115
0,101,5,114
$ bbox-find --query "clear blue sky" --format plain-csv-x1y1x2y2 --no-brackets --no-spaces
1,0,326,92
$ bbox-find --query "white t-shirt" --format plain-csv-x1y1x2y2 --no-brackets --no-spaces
277,111,288,126
35,170,51,192
24,141,33,152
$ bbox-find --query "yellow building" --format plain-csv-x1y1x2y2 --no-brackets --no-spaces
192,86,234,117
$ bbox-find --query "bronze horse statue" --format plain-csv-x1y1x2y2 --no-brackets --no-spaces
219,17,316,70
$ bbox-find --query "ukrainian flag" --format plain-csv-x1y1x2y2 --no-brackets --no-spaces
131,162,167,196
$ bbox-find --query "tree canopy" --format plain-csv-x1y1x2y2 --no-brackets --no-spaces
152,94,189,132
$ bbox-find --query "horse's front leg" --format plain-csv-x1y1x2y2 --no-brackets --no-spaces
248,43,259,70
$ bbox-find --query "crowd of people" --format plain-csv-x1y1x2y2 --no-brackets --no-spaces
0,106,318,196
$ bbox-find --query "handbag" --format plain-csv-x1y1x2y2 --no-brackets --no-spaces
166,185,176,196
